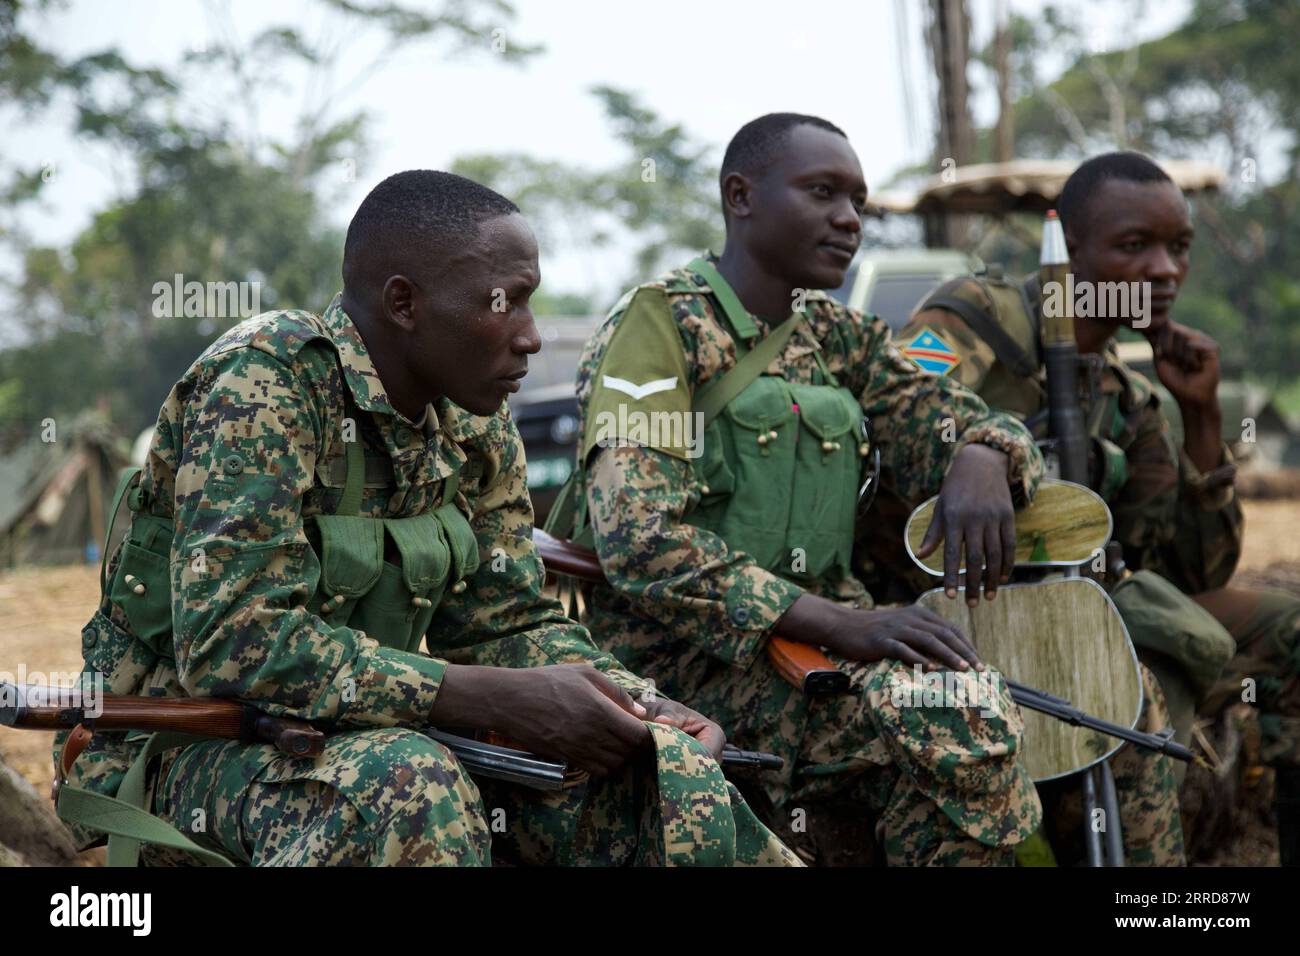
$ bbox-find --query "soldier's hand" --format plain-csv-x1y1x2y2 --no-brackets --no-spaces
494,664,654,776
1153,321,1220,411
640,695,726,759
916,443,1016,605
825,604,982,671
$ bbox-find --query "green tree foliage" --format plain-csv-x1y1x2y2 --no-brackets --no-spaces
452,85,722,293
995,0,1300,381
0,0,535,440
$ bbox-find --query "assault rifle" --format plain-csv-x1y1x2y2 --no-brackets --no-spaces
532,530,1193,764
0,682,783,793
1005,680,1192,762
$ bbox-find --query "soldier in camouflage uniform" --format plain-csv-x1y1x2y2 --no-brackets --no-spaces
898,151,1300,865
558,115,1046,865
55,171,799,867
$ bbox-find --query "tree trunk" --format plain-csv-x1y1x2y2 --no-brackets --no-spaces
926,0,975,247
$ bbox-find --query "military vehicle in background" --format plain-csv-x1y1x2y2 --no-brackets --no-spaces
828,248,982,331
510,319,593,522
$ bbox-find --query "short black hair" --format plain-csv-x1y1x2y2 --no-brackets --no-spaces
1058,151,1175,234
720,113,848,198
343,170,519,289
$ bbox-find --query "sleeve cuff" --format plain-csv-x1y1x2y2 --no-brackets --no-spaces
955,420,1044,507
602,665,657,700
1180,443,1237,511
339,646,447,729
720,571,804,671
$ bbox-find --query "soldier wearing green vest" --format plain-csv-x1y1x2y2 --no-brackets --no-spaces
554,114,1054,865
897,151,1300,865
54,170,799,867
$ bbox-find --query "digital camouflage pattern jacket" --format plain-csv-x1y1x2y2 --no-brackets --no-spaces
571,260,1043,742
67,295,652,811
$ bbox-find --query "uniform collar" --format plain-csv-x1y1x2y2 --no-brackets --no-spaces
689,252,827,358
320,294,399,418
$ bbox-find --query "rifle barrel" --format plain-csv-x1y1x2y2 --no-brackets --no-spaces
1008,685,1194,762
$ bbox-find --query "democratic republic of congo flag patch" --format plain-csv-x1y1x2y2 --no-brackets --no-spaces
901,327,961,376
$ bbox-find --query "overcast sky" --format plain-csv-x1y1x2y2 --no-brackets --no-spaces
17,0,1192,303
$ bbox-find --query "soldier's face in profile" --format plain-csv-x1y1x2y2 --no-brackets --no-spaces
743,125,866,291
411,213,542,416
1068,179,1193,334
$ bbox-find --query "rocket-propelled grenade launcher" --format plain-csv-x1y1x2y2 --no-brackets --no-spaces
1039,210,1090,485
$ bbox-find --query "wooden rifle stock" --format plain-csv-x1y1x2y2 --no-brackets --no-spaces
0,682,323,753
2,683,785,801
533,529,849,695
0,683,325,796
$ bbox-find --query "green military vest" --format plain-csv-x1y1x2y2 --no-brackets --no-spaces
682,258,868,586
60,339,478,864
108,400,478,662
552,257,872,589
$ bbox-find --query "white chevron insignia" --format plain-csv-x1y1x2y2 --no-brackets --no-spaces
601,374,679,401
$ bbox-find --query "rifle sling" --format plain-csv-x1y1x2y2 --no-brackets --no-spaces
925,292,1040,379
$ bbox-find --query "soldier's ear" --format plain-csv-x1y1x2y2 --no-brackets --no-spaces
381,275,418,331
722,171,754,222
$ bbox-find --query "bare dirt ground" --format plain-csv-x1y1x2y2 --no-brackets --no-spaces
2,497,1298,866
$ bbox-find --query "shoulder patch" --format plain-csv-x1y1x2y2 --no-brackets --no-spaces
901,327,962,376
583,287,694,462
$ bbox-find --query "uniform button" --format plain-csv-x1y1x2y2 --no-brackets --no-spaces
395,427,414,447
731,606,750,626
699,485,710,496
83,630,97,648
451,580,467,594
222,454,244,476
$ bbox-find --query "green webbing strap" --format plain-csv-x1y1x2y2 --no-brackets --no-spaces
923,291,1039,379
542,470,580,537
99,466,142,597
810,336,838,387
687,256,760,342
58,731,236,867
694,316,800,426
337,423,366,517
441,468,460,506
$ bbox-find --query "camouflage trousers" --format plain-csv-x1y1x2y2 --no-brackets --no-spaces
140,722,799,867
1039,663,1186,866
595,635,1042,866
1196,586,1300,768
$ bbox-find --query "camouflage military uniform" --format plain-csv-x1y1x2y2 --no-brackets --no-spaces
569,259,1046,866
58,296,799,867
899,277,1300,863
900,281,1300,767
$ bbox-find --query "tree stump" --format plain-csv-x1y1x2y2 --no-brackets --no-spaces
1180,703,1278,865
0,748,81,866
